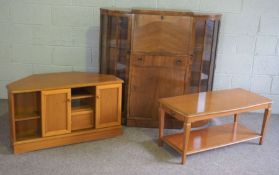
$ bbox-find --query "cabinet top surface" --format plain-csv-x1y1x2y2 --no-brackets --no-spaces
7,72,123,93
100,8,221,18
159,88,271,118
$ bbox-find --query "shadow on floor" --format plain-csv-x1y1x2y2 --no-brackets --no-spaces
0,114,12,154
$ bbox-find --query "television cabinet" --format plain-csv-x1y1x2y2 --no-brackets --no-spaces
7,72,123,153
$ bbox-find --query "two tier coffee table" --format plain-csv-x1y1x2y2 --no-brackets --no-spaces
158,88,272,164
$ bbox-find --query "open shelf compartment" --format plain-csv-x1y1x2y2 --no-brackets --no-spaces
163,123,261,155
71,98,94,114
71,86,95,131
14,92,41,121
14,92,42,141
71,86,95,100
15,118,41,141
71,87,95,113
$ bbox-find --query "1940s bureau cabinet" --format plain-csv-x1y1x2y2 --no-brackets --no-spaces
100,8,221,128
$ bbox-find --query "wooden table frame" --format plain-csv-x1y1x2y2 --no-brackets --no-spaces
158,90,272,165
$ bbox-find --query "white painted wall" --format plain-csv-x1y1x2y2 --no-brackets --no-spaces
0,0,278,113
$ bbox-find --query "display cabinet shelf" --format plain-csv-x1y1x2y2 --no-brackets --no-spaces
71,94,94,100
72,106,93,114
15,114,40,122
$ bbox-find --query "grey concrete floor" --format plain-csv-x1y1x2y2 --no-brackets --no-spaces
0,99,279,175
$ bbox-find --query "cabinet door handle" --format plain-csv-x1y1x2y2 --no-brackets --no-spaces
137,57,144,64
96,95,100,99
176,59,182,65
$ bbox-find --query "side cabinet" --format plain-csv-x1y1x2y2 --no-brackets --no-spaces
95,84,122,128
41,89,71,137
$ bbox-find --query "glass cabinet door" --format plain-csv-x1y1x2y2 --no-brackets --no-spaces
100,14,130,80
190,18,220,93
100,13,131,117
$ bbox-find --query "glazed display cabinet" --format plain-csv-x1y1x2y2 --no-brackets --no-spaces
100,8,221,128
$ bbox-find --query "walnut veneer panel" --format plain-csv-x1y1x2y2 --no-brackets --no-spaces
129,55,191,120
132,14,193,55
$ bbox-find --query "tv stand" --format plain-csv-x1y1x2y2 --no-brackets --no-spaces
7,72,123,153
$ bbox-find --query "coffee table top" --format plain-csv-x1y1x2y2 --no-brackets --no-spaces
159,88,271,118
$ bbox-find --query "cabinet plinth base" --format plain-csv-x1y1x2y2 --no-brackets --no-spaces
13,126,122,154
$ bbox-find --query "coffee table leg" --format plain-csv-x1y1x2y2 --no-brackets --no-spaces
181,122,191,165
232,114,239,140
259,106,272,145
158,107,165,147
234,113,239,124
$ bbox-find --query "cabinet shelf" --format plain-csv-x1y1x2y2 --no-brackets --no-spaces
71,87,94,100
16,133,41,142
15,114,40,122
194,47,203,52
201,73,209,80
71,94,94,100
72,106,93,114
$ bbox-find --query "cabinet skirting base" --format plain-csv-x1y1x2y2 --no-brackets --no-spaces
13,126,122,154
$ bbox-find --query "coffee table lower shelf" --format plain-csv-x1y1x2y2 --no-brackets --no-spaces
163,123,261,155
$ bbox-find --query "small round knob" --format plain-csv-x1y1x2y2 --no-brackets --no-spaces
176,59,182,65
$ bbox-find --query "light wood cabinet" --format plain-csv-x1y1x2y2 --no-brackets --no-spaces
41,89,71,137
100,8,221,128
96,84,122,128
7,72,123,153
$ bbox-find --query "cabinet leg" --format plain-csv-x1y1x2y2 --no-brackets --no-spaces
158,107,165,147
181,122,191,165
259,106,272,145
